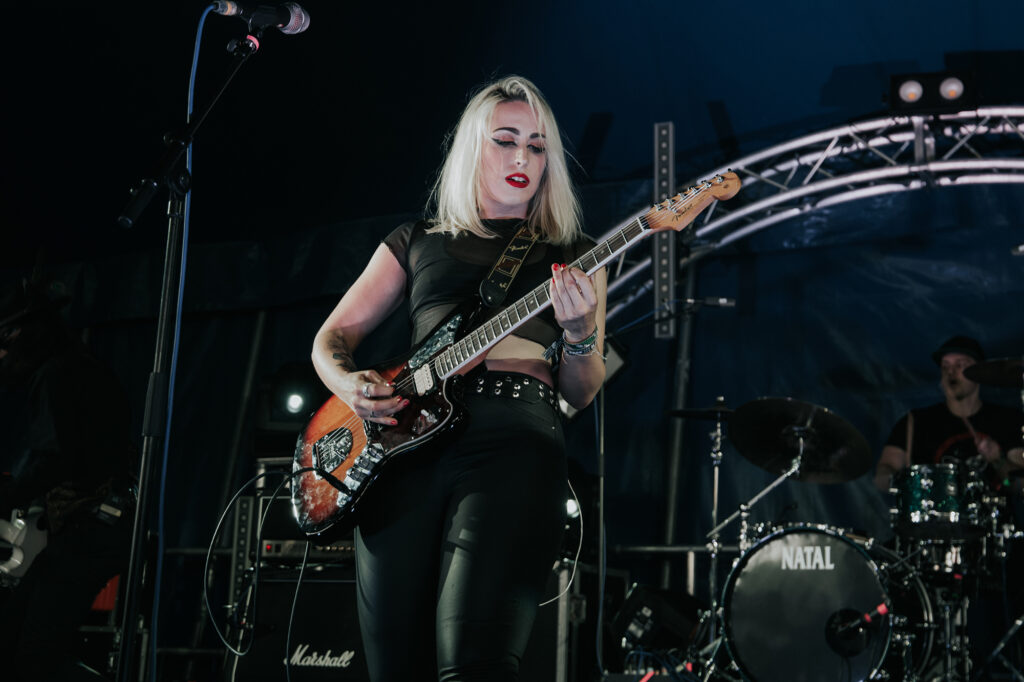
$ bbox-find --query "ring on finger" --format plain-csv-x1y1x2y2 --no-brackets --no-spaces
362,383,371,398
369,409,376,418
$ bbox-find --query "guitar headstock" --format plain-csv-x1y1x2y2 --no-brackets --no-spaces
645,171,741,233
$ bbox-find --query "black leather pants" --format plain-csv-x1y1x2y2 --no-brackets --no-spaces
354,373,567,682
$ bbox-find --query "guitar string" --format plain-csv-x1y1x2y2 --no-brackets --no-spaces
324,182,720,436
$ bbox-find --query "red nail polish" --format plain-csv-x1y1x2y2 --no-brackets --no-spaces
391,419,398,425
561,263,567,268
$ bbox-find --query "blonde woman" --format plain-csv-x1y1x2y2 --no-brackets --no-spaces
312,75,606,680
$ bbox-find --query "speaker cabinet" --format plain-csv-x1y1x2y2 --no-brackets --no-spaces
228,566,369,681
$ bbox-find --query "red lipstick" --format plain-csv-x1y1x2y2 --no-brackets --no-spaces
506,173,529,188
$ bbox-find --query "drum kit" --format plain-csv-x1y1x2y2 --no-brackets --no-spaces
667,356,1024,682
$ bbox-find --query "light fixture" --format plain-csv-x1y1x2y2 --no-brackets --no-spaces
258,362,329,431
889,72,974,113
285,393,305,414
939,76,964,101
898,79,923,103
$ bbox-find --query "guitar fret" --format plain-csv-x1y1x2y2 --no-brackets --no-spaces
517,300,529,319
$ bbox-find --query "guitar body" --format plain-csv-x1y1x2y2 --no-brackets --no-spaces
291,305,478,537
0,505,48,585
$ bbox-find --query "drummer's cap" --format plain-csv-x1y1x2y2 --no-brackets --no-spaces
931,335,985,365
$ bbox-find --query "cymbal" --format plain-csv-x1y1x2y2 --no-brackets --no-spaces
964,357,1024,388
728,397,872,484
666,405,733,421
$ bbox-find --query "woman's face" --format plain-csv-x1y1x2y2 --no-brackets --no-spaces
477,100,547,219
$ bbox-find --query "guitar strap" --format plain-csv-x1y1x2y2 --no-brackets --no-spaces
478,223,541,308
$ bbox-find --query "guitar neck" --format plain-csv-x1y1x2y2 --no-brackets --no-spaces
433,214,651,379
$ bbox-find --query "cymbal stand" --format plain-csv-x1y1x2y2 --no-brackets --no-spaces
707,452,804,550
936,588,971,681
974,612,1024,682
706,406,726,646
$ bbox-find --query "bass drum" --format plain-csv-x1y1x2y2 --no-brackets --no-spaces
722,525,933,682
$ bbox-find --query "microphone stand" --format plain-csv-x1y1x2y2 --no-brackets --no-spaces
115,30,265,682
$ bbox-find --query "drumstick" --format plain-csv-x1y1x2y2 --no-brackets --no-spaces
960,416,988,464
960,415,978,442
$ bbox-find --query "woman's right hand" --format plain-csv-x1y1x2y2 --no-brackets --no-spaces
336,369,408,426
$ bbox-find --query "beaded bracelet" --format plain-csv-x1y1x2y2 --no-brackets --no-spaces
562,327,600,357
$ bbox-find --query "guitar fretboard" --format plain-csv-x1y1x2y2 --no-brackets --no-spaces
433,215,650,379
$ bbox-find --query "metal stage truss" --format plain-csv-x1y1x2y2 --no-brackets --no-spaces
604,106,1024,317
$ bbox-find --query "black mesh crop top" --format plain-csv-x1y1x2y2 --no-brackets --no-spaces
382,219,596,348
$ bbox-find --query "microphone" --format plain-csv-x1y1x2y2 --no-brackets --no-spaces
212,1,311,35
837,602,889,634
826,603,887,658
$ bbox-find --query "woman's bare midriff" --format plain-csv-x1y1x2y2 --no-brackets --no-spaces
482,334,554,387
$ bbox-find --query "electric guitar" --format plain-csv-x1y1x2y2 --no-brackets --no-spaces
291,172,741,536
0,505,47,586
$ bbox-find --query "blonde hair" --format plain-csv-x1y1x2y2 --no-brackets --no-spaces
427,75,582,245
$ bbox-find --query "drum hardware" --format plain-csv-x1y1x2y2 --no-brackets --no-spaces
975,612,1024,682
935,589,972,681
707,397,871,549
707,456,802,551
669,397,731,646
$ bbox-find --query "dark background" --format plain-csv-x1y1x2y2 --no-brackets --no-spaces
2,0,1023,678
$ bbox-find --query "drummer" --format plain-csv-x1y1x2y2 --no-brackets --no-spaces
873,335,1024,492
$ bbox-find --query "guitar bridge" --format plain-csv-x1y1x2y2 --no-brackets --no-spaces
311,428,353,475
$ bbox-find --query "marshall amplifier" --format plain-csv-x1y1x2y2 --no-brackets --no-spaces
228,566,369,681
256,493,355,563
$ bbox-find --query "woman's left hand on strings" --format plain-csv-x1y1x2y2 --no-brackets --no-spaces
550,263,598,341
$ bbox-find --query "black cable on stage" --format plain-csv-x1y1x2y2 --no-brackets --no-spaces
284,541,312,682
202,467,315,656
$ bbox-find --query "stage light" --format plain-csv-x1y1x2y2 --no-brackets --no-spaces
566,498,580,519
939,76,964,100
285,393,305,414
889,72,974,113
258,362,329,431
898,79,923,103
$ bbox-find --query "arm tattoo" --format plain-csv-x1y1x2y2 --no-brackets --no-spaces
328,332,357,372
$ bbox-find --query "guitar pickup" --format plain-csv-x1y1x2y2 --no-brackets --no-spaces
413,365,435,395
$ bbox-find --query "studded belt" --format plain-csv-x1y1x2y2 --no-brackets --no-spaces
468,371,557,408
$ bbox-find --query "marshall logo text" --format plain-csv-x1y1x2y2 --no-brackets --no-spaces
286,644,357,668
